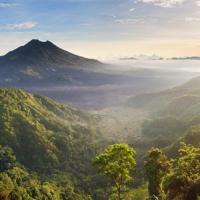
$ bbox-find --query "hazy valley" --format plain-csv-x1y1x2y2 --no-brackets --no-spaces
0,40,197,109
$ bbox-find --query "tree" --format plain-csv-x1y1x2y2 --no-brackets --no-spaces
0,145,16,172
40,182,60,200
9,186,32,200
94,144,136,200
144,148,171,200
163,143,200,200
0,173,14,199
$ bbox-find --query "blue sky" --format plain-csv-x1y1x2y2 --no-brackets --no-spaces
0,0,200,58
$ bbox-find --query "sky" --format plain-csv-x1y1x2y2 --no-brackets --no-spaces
0,0,200,59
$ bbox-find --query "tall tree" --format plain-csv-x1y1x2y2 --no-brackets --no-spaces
163,143,200,200
144,148,171,200
94,144,136,200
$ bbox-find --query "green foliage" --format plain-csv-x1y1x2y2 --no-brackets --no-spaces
0,165,91,200
142,117,186,139
116,184,148,200
0,173,14,199
163,143,200,200
1,87,200,200
10,186,32,200
164,125,200,158
0,89,99,173
127,80,200,199
0,89,103,199
0,145,16,171
40,182,60,200
160,95,200,118
144,148,171,200
94,144,136,200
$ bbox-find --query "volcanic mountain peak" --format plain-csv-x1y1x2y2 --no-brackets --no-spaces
23,39,57,48
0,39,106,86
4,39,72,61
0,39,102,69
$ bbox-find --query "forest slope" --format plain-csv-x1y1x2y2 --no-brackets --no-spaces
0,89,106,197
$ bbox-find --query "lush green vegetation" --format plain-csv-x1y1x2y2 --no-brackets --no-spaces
164,143,200,200
94,144,136,200
124,76,200,158
0,89,107,199
94,143,200,200
0,88,199,200
144,148,171,199
0,145,91,200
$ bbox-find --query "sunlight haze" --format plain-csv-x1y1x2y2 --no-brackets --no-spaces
0,0,200,59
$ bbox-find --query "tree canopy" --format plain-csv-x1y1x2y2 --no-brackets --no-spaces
144,148,171,200
164,143,200,200
94,144,136,200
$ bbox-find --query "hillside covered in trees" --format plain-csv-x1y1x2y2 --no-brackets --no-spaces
0,87,199,200
0,89,108,199
125,76,200,149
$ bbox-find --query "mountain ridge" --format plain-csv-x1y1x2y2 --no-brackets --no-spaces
0,39,102,69
126,76,200,111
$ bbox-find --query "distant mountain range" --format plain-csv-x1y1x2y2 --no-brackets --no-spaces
127,76,200,111
120,54,164,61
171,56,200,60
0,39,107,86
120,55,200,61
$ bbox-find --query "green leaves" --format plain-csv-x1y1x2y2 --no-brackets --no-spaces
163,143,200,200
94,144,136,199
0,173,14,199
0,146,16,172
0,89,102,199
144,148,171,200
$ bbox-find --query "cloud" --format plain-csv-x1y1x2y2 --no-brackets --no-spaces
129,8,136,12
185,17,200,22
196,0,200,6
4,22,37,30
0,3,18,8
138,0,185,7
115,18,143,24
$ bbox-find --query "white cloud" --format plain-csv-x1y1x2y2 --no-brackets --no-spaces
0,3,18,8
4,22,37,30
185,17,200,22
129,8,136,12
196,0,200,6
115,18,143,24
138,0,185,7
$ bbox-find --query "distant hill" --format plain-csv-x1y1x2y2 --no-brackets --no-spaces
164,125,200,158
126,76,200,113
171,56,200,60
120,54,164,60
126,76,200,149
0,39,107,86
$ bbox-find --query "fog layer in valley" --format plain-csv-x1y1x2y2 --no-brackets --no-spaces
30,59,200,109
